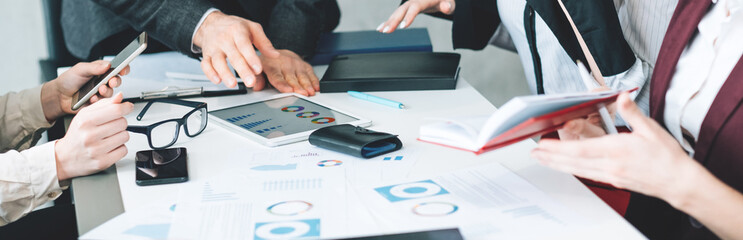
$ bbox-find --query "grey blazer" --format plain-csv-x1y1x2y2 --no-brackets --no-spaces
61,0,340,60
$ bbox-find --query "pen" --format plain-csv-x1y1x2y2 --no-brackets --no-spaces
577,61,619,134
347,91,405,109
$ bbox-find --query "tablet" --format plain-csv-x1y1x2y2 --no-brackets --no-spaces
209,93,372,147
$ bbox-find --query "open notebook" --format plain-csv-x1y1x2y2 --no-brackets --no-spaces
419,89,635,154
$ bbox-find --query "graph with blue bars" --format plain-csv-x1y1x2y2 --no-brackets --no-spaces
226,113,256,123
256,125,283,134
239,119,271,130
383,156,404,161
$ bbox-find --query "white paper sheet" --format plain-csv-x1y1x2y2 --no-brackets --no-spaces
356,162,587,240
168,170,350,240
168,174,253,240
233,146,419,186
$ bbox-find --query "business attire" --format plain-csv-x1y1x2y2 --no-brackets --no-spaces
626,0,743,239
432,0,677,123
60,0,340,60
0,86,66,226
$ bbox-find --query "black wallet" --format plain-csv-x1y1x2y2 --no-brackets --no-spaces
309,124,402,158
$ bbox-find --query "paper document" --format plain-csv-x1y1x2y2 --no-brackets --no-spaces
357,162,587,239
232,146,419,185
169,170,350,239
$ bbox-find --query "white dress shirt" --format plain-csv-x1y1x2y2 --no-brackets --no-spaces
0,86,66,226
664,0,743,156
496,0,678,124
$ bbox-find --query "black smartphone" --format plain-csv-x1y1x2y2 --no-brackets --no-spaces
135,147,188,186
72,32,148,110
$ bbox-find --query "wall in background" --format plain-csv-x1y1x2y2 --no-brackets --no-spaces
0,0,48,95
0,0,530,106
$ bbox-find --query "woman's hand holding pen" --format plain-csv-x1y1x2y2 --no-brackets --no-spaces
377,0,455,33
531,93,705,206
557,86,617,140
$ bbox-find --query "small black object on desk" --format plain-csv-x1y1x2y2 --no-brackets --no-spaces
309,124,402,158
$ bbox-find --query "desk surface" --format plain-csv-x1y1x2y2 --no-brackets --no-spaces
73,72,644,239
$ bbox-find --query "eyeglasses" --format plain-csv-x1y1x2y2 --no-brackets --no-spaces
127,99,208,149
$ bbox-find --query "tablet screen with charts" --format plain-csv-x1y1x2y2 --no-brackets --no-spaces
209,94,371,146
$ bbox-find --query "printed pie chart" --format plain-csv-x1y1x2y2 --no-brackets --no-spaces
412,202,459,216
389,182,443,199
267,200,313,216
317,160,342,167
255,221,310,239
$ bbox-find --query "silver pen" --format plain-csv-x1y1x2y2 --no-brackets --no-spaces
577,61,619,135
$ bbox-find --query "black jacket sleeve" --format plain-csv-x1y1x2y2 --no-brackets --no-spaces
62,0,213,59
266,0,340,59
401,0,500,51
89,0,213,58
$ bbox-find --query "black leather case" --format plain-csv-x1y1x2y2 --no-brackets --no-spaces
320,52,461,92
309,124,402,158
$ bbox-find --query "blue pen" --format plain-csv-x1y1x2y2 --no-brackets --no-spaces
347,91,405,109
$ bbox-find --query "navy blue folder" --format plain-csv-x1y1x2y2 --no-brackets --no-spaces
309,28,433,65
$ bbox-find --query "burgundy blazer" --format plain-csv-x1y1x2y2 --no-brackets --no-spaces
624,0,743,239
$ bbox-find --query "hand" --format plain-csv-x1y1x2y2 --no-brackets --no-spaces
194,11,281,89
54,93,134,181
531,93,706,203
557,86,616,140
378,0,455,33
41,60,128,122
256,49,319,96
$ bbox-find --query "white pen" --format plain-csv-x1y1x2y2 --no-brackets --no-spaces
166,72,243,83
577,61,619,134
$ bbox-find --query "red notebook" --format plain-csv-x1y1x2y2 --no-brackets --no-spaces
418,89,635,154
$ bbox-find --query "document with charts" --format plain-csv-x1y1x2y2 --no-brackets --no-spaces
356,162,587,239
230,146,419,185
168,170,350,239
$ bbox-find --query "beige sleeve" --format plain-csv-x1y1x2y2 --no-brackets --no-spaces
0,85,54,152
0,85,64,226
0,142,65,226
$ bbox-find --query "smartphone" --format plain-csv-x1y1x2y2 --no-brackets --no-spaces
135,147,188,186
71,32,148,110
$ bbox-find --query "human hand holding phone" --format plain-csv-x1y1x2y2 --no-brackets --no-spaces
72,32,147,110
41,60,129,122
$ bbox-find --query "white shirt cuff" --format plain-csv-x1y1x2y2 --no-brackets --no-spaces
191,8,221,54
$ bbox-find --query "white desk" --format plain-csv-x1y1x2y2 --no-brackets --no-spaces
73,74,644,239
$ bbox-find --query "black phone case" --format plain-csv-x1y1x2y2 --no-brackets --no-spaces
135,148,189,186
309,124,402,158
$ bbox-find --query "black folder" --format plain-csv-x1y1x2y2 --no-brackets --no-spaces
319,52,461,92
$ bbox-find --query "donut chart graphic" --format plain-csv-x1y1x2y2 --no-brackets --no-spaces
317,160,342,167
254,219,320,240
281,106,305,112
412,202,459,216
374,180,450,202
311,117,335,124
296,111,320,118
266,200,313,216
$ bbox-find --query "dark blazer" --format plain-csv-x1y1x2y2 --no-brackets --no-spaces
437,0,636,88
61,0,340,60
625,0,743,239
